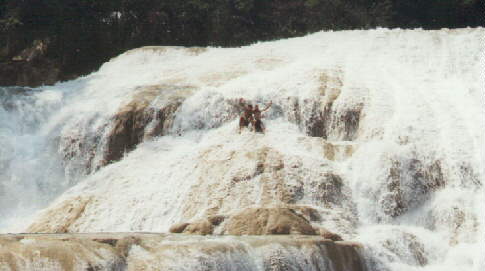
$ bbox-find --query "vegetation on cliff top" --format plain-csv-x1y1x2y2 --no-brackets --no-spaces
0,0,482,84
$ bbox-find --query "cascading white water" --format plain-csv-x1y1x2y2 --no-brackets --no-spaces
0,87,67,228
0,28,483,271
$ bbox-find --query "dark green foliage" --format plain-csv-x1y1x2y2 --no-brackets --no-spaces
0,0,482,80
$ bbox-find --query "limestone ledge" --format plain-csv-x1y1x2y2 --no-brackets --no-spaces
0,233,366,271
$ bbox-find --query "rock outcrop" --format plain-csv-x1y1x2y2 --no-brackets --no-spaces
0,39,61,87
169,215,226,235
381,158,445,218
30,136,357,235
0,234,124,270
103,84,193,164
179,219,215,235
222,207,317,235
59,84,195,176
58,70,364,179
0,233,367,271
317,227,344,241
169,207,347,243
283,70,365,141
27,196,92,233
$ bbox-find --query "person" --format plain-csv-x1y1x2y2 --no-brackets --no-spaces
252,101,272,133
238,98,254,133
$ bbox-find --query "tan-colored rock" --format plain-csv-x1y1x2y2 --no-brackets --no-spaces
0,234,122,270
58,84,195,176
317,227,343,241
170,215,225,235
290,205,321,222
322,141,355,161
207,215,226,226
182,219,214,235
104,84,194,164
169,223,190,233
334,241,363,248
223,207,317,235
115,236,141,258
0,233,367,271
284,70,364,141
27,196,91,233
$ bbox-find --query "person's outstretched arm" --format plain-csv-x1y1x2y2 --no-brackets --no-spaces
262,100,272,112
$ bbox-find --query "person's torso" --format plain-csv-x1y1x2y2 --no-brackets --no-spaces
244,109,253,119
253,109,262,120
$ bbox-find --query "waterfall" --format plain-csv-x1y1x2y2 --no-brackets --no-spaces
0,28,483,271
0,87,66,228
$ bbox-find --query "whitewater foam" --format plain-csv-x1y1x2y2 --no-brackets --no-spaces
0,28,483,270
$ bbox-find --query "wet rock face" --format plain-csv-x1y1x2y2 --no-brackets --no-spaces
283,71,364,141
169,207,349,243
172,95,261,132
298,100,363,141
177,144,357,233
222,207,317,235
57,70,364,178
170,208,319,236
317,227,344,241
27,196,92,233
104,100,176,164
104,85,192,164
0,235,124,271
169,223,191,234
381,158,445,218
59,129,100,179
457,163,482,188
382,231,428,267
311,173,345,208
0,233,367,271
169,215,227,235
59,84,194,175
29,141,357,235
